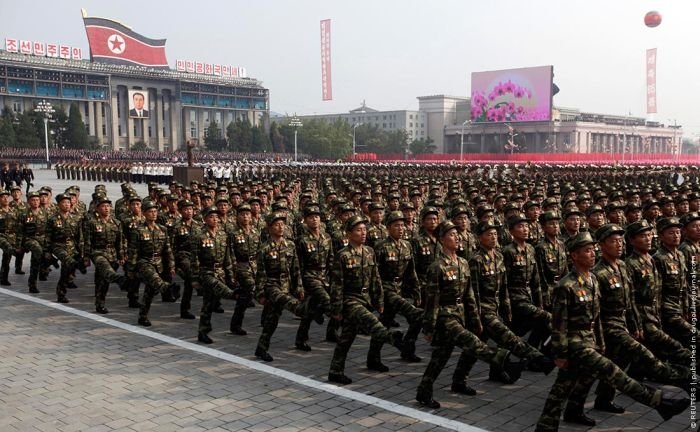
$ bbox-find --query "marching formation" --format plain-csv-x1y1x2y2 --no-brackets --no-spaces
0,161,696,431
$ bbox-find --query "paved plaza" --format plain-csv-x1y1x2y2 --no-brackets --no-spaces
0,169,693,432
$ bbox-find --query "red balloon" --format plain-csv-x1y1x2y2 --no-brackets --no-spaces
645,11,662,28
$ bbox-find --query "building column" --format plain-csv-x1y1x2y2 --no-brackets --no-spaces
154,88,164,152
95,101,104,147
87,101,95,137
171,100,182,150
110,91,120,151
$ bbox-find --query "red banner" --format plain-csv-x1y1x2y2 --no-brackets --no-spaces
320,19,332,101
83,16,168,68
646,48,657,114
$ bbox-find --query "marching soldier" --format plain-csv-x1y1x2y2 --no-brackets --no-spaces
169,199,201,320
365,202,387,250
228,203,261,335
679,212,700,317
121,195,145,308
416,221,522,408
193,206,238,344
535,211,568,311
327,215,405,385
83,197,127,313
412,206,440,301
17,191,50,293
45,194,82,303
534,232,690,432
129,200,180,327
0,190,16,285
254,212,306,362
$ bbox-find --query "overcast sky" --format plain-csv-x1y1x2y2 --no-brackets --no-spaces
2,0,699,136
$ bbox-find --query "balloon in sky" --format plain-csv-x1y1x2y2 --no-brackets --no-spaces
644,10,662,28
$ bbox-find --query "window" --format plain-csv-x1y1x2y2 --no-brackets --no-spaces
421,123,424,128
409,114,413,119
148,126,152,137
382,123,386,128
12,100,22,113
190,127,197,138
409,122,413,127
102,124,106,136
118,125,122,136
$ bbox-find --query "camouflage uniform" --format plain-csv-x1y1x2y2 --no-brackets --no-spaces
121,212,145,306
366,222,387,250
417,250,513,402
456,230,478,261
255,237,305,356
411,228,439,299
535,236,568,310
0,203,16,284
129,221,176,323
535,267,664,432
370,235,423,364
170,217,202,317
565,257,690,416
654,244,692,347
626,250,691,365
192,225,236,338
229,222,261,332
45,209,81,301
503,242,552,346
83,214,127,310
328,240,402,378
17,206,50,291
295,226,334,346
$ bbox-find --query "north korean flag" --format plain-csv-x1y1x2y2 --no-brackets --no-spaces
83,16,168,69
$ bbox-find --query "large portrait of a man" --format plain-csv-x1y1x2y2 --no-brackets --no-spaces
128,90,150,118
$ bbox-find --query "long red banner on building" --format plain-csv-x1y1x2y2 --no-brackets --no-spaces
320,19,332,101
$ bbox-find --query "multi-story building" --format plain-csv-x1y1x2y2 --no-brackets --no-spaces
0,50,269,151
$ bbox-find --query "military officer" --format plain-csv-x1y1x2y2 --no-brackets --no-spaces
534,232,690,432
450,206,477,261
327,215,405,385
412,206,440,301
121,195,145,308
17,191,50,293
169,199,201,320
83,197,127,313
416,221,522,409
535,211,568,311
229,202,261,335
366,202,387,250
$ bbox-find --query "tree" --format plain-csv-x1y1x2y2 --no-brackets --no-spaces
204,121,227,151
66,103,89,149
131,141,148,151
0,107,16,148
226,119,253,152
51,106,69,149
269,121,285,153
409,137,436,155
15,112,40,148
251,124,271,153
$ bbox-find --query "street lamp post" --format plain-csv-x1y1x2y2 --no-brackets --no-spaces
35,100,55,169
352,123,361,160
289,116,303,162
460,120,470,161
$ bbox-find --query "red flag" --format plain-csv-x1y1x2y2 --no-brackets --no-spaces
320,19,333,101
83,16,168,68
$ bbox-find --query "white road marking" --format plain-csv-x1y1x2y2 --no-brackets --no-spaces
0,287,487,432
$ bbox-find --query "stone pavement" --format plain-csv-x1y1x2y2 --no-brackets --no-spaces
0,169,693,432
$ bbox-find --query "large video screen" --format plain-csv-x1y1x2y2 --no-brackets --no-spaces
471,65,553,123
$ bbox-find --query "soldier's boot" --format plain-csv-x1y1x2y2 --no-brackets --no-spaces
213,298,224,314
656,392,691,421
230,310,247,335
325,318,340,342
489,350,523,384
161,282,181,303
15,254,24,274
526,355,556,375
254,347,273,362
400,339,421,362
294,318,311,351
137,317,152,327
28,281,39,294
197,332,213,344
328,373,352,385
563,406,596,427
366,339,388,372
415,388,440,409
593,398,625,413
0,268,10,286
450,381,477,396
389,330,405,352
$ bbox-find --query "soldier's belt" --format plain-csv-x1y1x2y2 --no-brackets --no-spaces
568,323,595,331
235,255,256,262
439,294,462,305
346,286,369,294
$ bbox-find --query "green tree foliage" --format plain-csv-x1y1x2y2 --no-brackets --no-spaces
66,103,89,149
15,112,40,148
280,117,352,160
227,119,254,152
204,121,227,151
51,106,69,149
0,106,16,148
351,123,407,155
269,121,285,153
131,141,148,151
251,124,271,153
409,137,436,155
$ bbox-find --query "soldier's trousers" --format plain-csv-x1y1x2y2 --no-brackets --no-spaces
367,290,422,362
198,273,234,334
93,256,122,308
511,301,552,348
329,298,399,375
54,248,76,300
535,347,661,432
417,316,508,397
123,263,141,304
452,312,544,383
23,239,43,289
230,264,256,330
176,256,194,314
662,312,693,349
565,327,690,413
138,263,170,319
296,278,331,343
0,235,13,281
629,322,691,370
14,250,24,272
256,285,304,352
